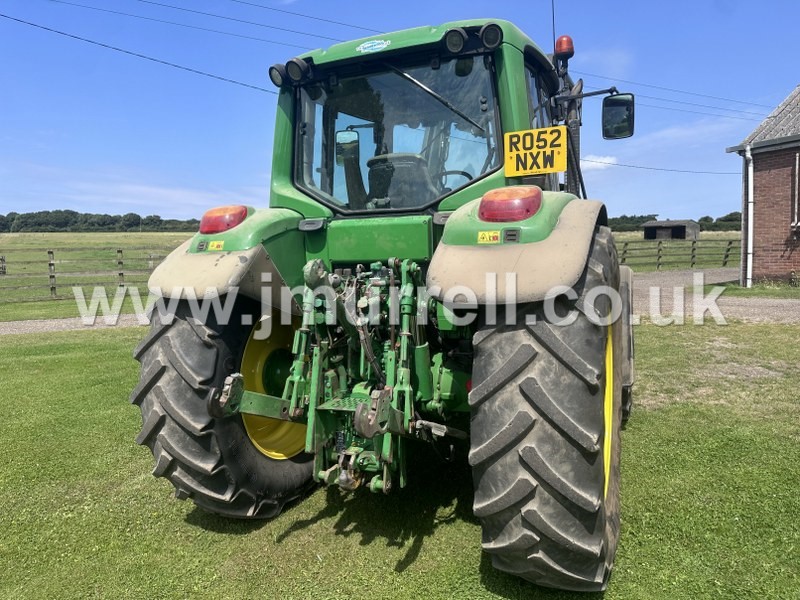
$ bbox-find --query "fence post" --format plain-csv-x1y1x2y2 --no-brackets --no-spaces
656,240,663,270
621,242,628,264
48,249,56,298
691,240,697,268
117,248,125,287
0,255,5,276
723,240,732,267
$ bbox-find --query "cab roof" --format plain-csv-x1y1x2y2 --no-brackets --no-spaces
299,19,555,82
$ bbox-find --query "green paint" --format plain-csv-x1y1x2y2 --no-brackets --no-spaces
238,390,293,421
188,207,301,253
307,216,434,265
441,191,575,246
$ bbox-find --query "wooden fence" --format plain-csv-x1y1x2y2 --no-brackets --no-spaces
0,239,742,305
0,247,172,304
618,239,740,271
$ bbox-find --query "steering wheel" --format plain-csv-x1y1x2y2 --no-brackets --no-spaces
433,170,473,190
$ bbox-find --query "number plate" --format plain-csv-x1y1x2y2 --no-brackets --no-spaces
503,126,567,177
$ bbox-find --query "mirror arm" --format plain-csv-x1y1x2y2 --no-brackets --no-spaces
554,86,619,104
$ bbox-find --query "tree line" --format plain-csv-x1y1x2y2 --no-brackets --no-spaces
0,209,743,234
0,211,200,233
608,212,741,232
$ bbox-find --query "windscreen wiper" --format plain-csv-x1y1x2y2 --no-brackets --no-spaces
384,63,484,132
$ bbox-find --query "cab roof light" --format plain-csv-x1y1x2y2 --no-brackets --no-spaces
286,57,311,83
268,63,287,88
478,187,542,222
199,205,249,234
443,28,468,54
479,23,503,50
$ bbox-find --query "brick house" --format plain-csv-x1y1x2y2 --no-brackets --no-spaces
727,85,800,285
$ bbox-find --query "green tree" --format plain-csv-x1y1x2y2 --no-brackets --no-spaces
120,213,142,231
608,213,659,232
698,215,714,231
141,215,163,231
714,211,741,232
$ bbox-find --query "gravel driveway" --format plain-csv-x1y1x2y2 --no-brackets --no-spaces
1,268,798,335
632,268,800,323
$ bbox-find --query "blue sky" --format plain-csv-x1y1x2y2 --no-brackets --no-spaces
1,0,798,220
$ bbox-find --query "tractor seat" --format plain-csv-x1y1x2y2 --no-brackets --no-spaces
366,153,440,209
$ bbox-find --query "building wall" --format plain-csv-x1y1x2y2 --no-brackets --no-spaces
750,146,800,281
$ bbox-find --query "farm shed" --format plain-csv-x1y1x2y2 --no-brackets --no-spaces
641,219,700,240
727,84,800,286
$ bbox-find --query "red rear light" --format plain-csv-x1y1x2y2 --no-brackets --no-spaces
199,205,248,234
478,187,542,222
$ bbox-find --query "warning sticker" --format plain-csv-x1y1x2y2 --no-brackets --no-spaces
477,230,501,244
504,126,567,177
208,241,225,251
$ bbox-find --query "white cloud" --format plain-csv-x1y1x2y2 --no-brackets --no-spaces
581,155,618,171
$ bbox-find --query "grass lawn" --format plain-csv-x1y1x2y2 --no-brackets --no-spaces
0,231,191,252
0,321,798,599
708,282,800,300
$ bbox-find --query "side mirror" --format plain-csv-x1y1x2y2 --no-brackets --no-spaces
335,130,360,166
602,93,635,139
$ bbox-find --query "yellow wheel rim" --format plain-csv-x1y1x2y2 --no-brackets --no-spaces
240,314,307,460
603,327,614,498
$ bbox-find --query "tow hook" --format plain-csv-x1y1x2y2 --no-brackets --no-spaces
207,373,244,418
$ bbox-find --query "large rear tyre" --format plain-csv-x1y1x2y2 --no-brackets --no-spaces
469,227,623,591
130,301,314,519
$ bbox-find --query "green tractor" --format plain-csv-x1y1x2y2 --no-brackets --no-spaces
131,19,635,592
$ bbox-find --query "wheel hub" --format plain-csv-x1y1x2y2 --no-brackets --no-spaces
240,315,306,460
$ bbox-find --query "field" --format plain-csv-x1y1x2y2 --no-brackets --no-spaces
1,321,797,599
0,232,190,321
0,230,750,322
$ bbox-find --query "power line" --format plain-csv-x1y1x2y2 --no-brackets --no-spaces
573,69,773,109
41,0,780,117
635,92,766,116
581,158,739,175
42,0,310,49
637,94,767,119
636,101,762,122
129,0,344,42
583,83,765,120
582,81,765,117
0,13,276,94
188,0,774,113
221,0,381,33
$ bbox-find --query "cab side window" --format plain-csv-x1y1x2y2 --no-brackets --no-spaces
525,67,559,189
527,67,553,129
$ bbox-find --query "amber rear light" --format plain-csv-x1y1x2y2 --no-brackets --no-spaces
478,187,542,222
199,205,249,234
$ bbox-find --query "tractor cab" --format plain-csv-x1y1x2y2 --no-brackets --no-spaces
268,19,633,217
